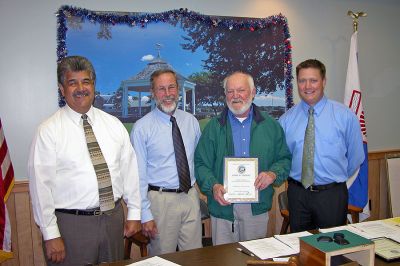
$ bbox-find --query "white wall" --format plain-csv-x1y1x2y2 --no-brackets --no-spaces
1,0,399,179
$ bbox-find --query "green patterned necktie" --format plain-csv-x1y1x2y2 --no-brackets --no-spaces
301,107,315,189
82,114,115,211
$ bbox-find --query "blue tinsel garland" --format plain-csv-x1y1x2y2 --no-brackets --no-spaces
56,5,293,109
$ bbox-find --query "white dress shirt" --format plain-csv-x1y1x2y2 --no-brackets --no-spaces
28,105,141,240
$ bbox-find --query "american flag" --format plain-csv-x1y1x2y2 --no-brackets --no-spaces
0,118,14,262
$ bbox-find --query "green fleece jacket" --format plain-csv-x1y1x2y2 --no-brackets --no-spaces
195,104,292,222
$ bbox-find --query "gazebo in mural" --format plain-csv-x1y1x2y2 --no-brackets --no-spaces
120,48,196,118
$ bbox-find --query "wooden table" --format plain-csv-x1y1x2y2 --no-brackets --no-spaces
101,242,399,266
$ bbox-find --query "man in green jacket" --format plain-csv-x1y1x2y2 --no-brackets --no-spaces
195,71,291,245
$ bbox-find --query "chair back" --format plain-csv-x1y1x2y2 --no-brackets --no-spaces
278,191,289,212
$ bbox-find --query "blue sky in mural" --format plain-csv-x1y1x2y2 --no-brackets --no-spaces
67,22,206,94
66,19,285,106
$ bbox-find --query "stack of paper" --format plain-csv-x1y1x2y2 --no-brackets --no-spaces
239,231,311,259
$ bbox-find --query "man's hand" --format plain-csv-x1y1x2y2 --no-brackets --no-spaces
212,184,231,206
124,220,141,238
45,237,65,264
254,171,276,190
142,220,158,239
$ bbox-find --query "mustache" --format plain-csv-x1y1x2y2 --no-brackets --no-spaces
73,90,90,97
163,96,177,101
231,99,243,103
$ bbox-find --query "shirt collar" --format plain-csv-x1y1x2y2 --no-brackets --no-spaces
154,106,175,124
64,104,95,125
300,95,327,117
227,105,253,124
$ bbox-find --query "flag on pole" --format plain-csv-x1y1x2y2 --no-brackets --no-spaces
0,118,14,262
344,31,369,221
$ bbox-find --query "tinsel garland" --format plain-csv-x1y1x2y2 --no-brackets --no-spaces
56,5,293,109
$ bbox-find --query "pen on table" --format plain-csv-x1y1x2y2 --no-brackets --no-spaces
237,247,255,257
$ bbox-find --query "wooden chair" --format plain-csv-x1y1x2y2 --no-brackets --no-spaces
124,231,150,259
347,204,363,223
123,198,212,259
247,256,299,265
278,191,290,234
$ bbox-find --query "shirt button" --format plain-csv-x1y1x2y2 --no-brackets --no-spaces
243,152,246,155
242,138,246,141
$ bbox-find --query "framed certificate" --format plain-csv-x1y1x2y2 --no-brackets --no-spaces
223,157,259,203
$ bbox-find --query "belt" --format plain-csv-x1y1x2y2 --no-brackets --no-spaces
288,178,342,192
148,185,191,193
55,198,121,216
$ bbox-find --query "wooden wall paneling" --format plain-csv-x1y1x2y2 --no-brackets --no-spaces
379,158,389,219
14,192,34,265
368,159,380,221
30,201,45,266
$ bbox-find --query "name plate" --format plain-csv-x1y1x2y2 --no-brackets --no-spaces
223,157,259,203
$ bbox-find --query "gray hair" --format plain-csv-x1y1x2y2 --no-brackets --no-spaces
57,56,96,85
222,71,255,93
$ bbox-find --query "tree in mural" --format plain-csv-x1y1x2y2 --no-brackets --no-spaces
188,71,225,116
179,19,286,95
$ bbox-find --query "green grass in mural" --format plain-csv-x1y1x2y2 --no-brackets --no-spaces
123,118,212,134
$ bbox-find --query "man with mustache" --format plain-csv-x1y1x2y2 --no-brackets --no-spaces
28,56,141,265
195,71,291,244
279,59,364,232
131,69,202,255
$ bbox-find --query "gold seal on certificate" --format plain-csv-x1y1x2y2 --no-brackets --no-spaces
223,157,259,203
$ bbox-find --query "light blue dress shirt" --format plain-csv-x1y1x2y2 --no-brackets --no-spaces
279,96,365,185
228,107,253,157
130,107,201,223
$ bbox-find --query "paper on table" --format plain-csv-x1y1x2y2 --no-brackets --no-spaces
319,225,374,239
274,231,312,253
239,237,297,260
350,220,400,239
127,256,181,266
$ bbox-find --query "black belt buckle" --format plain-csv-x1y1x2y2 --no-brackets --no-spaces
93,210,102,216
308,185,319,192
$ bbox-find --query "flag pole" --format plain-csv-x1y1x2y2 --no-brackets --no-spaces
345,10,369,222
347,10,367,32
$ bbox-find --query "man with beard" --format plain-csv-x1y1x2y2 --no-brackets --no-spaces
28,56,141,265
130,69,202,255
195,71,291,245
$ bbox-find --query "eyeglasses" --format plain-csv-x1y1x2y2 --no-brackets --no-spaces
155,84,178,93
317,233,350,245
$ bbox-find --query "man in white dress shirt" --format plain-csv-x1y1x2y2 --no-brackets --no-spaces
28,56,141,265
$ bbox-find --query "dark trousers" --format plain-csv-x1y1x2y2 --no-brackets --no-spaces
287,181,348,233
46,202,124,266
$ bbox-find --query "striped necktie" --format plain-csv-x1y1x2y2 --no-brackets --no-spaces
301,107,315,189
170,116,191,193
82,114,115,211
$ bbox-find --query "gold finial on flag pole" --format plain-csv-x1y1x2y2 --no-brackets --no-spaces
347,11,367,32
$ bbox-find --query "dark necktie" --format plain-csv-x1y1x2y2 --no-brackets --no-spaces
170,116,191,193
82,114,115,211
301,107,315,189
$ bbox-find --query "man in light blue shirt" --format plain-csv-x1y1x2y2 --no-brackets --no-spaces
279,59,364,232
130,69,202,255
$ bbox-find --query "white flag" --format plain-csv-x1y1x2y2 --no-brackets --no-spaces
344,31,369,222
